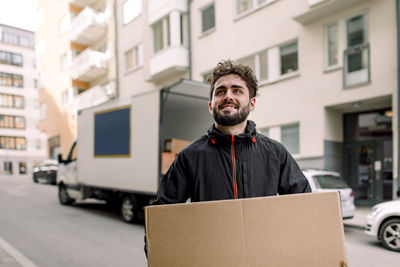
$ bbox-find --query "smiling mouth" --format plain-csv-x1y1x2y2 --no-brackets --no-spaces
219,103,239,110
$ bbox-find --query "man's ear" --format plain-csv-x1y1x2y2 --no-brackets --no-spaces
249,97,256,111
208,101,212,114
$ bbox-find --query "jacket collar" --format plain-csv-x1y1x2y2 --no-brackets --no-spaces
207,120,258,143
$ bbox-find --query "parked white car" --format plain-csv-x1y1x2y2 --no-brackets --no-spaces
365,200,400,252
302,169,356,219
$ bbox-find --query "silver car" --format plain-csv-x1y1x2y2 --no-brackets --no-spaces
365,200,400,252
302,169,356,219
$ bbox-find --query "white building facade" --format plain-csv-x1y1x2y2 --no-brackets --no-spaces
111,0,398,204
0,24,48,176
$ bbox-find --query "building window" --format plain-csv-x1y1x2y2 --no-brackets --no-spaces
153,16,170,53
49,136,61,159
201,4,215,33
236,0,276,15
238,49,268,81
0,94,24,108
19,162,27,174
0,51,23,66
4,161,12,175
325,23,338,67
237,0,253,14
0,72,23,87
36,139,41,149
0,136,26,150
0,115,25,129
125,44,143,70
347,14,366,73
281,124,299,155
280,41,298,75
123,0,142,24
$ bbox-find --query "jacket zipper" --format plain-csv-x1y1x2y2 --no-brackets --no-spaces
231,135,238,199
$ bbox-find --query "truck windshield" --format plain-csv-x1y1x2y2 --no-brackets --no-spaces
312,175,349,189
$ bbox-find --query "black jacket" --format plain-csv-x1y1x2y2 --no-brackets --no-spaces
153,120,311,205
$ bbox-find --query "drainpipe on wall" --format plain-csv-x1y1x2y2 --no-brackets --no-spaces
187,0,192,80
397,0,400,198
113,0,120,99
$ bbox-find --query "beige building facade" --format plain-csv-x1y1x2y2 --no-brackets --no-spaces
37,0,398,204
36,0,117,158
115,0,398,204
191,0,397,205
0,24,48,175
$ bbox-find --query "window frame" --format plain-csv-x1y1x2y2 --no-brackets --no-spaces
125,43,143,71
279,40,299,76
200,3,216,34
152,16,171,53
280,123,300,155
324,22,339,70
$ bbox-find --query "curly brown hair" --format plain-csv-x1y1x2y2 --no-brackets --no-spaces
206,59,258,100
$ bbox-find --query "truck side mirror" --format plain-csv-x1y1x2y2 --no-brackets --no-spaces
57,154,64,164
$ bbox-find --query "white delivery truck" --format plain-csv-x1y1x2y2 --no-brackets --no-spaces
57,80,213,222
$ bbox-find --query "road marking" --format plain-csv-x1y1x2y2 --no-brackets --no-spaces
0,237,37,267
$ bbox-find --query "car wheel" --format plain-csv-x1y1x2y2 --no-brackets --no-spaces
380,219,400,252
33,174,38,183
58,184,75,205
120,195,138,223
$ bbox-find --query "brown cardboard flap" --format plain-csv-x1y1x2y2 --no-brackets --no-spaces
145,192,347,267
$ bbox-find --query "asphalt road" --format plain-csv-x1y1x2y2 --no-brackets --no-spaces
0,175,398,267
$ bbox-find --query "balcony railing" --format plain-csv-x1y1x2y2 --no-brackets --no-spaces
149,46,188,82
70,7,106,46
343,42,370,88
74,81,116,111
71,49,108,82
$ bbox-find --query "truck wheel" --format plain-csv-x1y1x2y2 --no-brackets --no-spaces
381,219,400,252
58,184,75,205
121,195,138,223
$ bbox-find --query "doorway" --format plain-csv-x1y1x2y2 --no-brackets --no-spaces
343,109,392,205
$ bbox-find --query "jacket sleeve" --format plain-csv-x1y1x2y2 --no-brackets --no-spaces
277,146,311,194
152,152,191,205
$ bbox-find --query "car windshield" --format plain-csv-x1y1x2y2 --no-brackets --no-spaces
312,175,349,189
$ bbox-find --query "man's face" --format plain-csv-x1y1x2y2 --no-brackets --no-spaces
208,74,256,126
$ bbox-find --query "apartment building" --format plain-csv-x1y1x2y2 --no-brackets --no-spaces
191,0,397,205
36,0,116,158
115,0,398,204
0,24,47,176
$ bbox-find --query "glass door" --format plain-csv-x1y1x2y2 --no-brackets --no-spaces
345,141,384,205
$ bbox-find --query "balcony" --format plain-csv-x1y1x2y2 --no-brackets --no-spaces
74,81,116,111
71,49,108,82
343,43,370,88
149,46,188,82
293,0,367,24
70,7,106,46
69,0,97,8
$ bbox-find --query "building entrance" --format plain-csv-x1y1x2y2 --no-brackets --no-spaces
343,109,392,205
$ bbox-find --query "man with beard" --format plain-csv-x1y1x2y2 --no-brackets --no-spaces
152,59,310,205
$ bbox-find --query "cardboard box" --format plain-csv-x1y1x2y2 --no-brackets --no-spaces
161,152,176,175
164,138,190,154
145,192,347,267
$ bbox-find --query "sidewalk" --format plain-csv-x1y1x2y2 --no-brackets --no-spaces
343,206,372,230
0,238,36,267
